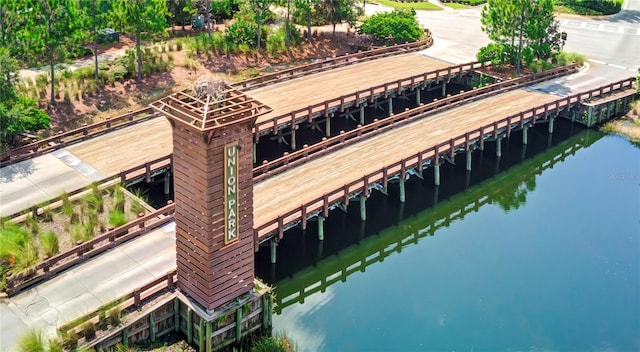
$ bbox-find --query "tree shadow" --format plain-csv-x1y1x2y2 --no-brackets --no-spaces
587,9,640,24
0,159,37,182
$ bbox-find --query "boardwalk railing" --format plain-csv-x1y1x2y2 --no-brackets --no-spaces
0,108,162,167
4,154,173,220
5,204,176,296
0,39,432,168
230,38,434,91
253,64,580,180
275,132,597,313
252,77,636,240
58,269,178,335
253,60,486,137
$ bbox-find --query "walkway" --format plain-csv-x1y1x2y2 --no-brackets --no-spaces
0,53,448,217
0,84,559,351
0,224,176,350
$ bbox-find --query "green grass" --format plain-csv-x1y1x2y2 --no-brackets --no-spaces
554,0,623,15
442,2,468,9
40,231,59,257
108,210,127,228
374,0,442,11
17,329,45,352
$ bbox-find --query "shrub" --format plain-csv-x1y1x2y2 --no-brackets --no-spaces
252,333,296,352
358,9,423,44
17,329,45,352
0,223,38,270
61,329,78,350
109,210,127,228
40,230,59,257
81,321,96,340
107,306,122,326
477,43,507,69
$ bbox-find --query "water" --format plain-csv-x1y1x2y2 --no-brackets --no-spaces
256,121,640,351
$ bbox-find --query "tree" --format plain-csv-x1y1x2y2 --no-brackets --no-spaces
294,0,319,43
248,0,272,50
358,9,423,44
480,0,556,76
28,0,82,105
318,0,357,36
0,48,51,146
112,0,169,84
80,0,113,80
167,0,198,30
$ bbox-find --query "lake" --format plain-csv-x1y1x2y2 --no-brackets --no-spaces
256,120,640,352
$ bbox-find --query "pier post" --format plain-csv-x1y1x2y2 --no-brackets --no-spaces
464,170,471,190
360,105,365,125
496,136,502,157
360,194,367,221
291,126,296,150
186,308,193,343
522,125,528,145
164,171,171,195
399,178,406,203
441,82,447,97
466,151,472,171
388,97,393,115
571,109,576,123
270,239,277,264
318,215,325,241
416,89,421,105
548,117,555,134
326,113,332,137
433,185,440,205
206,321,213,352
434,163,441,186
587,106,594,127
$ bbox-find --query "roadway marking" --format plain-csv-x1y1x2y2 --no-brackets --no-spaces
560,19,640,35
588,59,638,72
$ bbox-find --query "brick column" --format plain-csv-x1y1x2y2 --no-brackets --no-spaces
153,86,270,311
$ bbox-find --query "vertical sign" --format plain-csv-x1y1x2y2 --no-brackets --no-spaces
224,143,239,244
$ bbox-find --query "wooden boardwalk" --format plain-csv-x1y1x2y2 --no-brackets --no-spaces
66,53,449,177
249,54,450,123
252,88,557,229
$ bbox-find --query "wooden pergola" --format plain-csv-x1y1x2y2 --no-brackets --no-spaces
150,82,272,135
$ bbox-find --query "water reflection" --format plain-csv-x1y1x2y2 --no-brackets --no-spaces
273,289,334,352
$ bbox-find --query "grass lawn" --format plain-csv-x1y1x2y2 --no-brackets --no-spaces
442,2,468,9
373,0,442,11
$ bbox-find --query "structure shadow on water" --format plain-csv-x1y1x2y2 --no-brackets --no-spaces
254,119,603,310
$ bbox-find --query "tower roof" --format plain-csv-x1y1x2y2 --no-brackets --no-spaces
150,79,271,132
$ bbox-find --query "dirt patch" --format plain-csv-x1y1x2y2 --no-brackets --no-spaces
38,31,374,139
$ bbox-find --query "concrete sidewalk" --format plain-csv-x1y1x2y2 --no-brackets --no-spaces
0,149,104,217
0,222,176,351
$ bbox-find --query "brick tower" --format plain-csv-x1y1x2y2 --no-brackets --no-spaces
151,80,271,311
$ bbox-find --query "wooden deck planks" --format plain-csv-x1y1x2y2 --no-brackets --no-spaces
67,54,448,177
252,88,557,228
66,118,173,176
249,53,450,123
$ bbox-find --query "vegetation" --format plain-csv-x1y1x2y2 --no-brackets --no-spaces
250,333,296,352
359,9,424,44
478,0,562,75
0,183,145,285
374,0,441,10
112,0,170,84
554,0,622,15
0,48,51,148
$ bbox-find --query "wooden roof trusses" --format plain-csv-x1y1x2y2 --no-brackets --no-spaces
150,79,272,133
